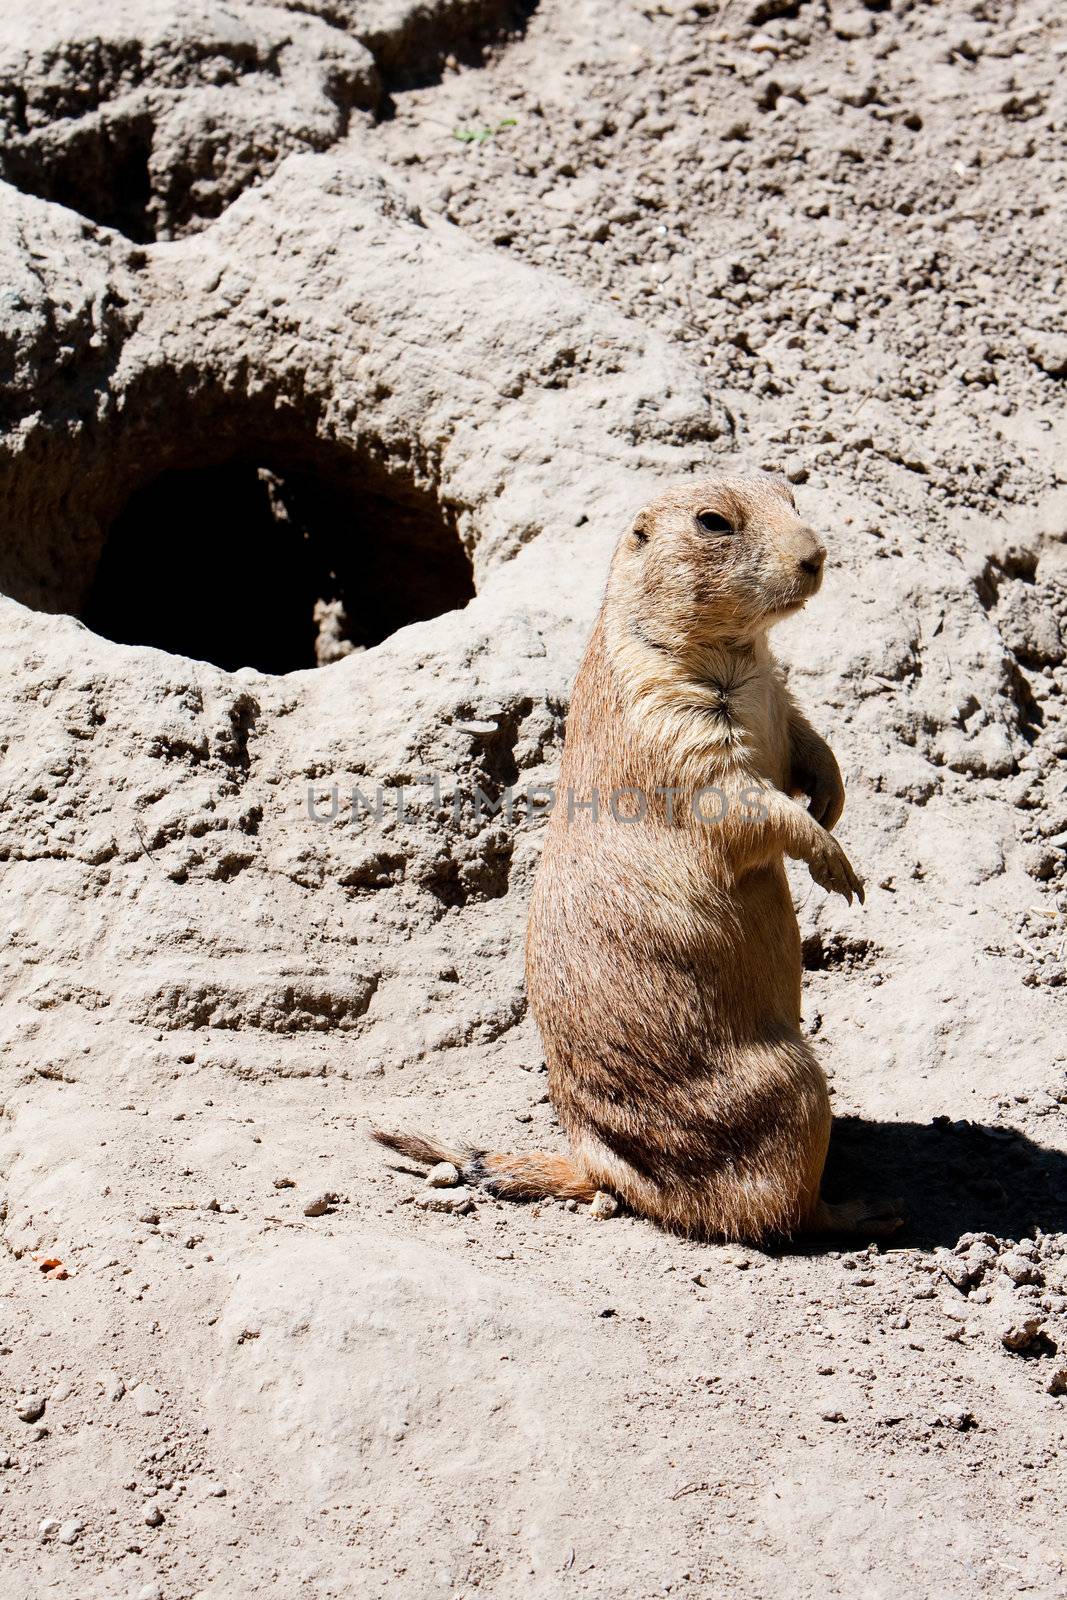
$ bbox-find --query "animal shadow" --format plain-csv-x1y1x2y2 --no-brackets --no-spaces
821,1115,1067,1249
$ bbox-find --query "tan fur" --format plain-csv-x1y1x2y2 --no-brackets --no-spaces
370,1129,599,1201
374,473,900,1244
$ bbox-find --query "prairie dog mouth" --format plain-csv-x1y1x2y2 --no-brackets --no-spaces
768,585,815,619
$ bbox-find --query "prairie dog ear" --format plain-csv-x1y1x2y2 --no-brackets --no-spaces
631,510,651,545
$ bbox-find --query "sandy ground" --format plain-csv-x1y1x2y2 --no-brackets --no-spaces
1,1,1066,1596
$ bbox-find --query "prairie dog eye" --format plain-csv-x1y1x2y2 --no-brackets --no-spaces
696,511,733,535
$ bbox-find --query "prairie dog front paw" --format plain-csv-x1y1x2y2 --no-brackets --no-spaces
807,831,865,905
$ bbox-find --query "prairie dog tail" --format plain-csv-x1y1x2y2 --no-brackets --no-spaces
370,1128,599,1202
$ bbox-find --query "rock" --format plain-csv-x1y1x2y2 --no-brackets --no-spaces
138,1585,163,1600
998,582,1065,667
424,1162,461,1189
37,1518,60,1542
999,1253,1044,1287
139,1209,161,1226
414,1189,475,1215
937,1407,975,1431
820,1409,846,1422
131,1384,163,1417
832,10,875,40
272,1177,296,1190
954,1233,999,1253
16,1396,46,1424
589,1190,619,1220
1001,1317,1045,1352
57,1518,83,1545
303,1193,339,1218
143,1502,165,1528
938,1241,995,1292
1047,1369,1067,1398
1024,330,1067,379
101,1372,126,1401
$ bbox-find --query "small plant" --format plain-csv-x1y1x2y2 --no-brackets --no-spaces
453,118,517,144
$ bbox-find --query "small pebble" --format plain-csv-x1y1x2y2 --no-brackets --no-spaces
589,1190,619,1220
272,1177,296,1189
17,1396,46,1424
414,1189,474,1215
999,1252,1043,1287
1001,1316,1045,1353
139,1210,160,1226
833,9,874,40
37,1518,60,1542
58,1518,82,1545
143,1503,165,1528
954,1232,999,1253
303,1193,338,1217
131,1384,163,1417
424,1162,461,1189
937,1251,978,1293
937,1406,975,1431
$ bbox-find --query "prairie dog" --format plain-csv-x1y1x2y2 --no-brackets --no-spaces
375,474,899,1242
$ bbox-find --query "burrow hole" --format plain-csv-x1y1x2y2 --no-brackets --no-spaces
81,461,475,674
1,117,157,244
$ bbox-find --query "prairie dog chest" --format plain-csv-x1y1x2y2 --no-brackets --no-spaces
701,664,791,787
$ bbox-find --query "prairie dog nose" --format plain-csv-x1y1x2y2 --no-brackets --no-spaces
798,540,826,577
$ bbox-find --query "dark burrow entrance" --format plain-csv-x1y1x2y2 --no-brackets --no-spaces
81,462,475,674
1,116,157,243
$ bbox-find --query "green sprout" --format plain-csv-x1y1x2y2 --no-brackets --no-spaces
453,118,517,144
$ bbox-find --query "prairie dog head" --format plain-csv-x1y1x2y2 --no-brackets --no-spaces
609,473,828,651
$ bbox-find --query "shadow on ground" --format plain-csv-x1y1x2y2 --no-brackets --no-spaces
822,1116,1067,1249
